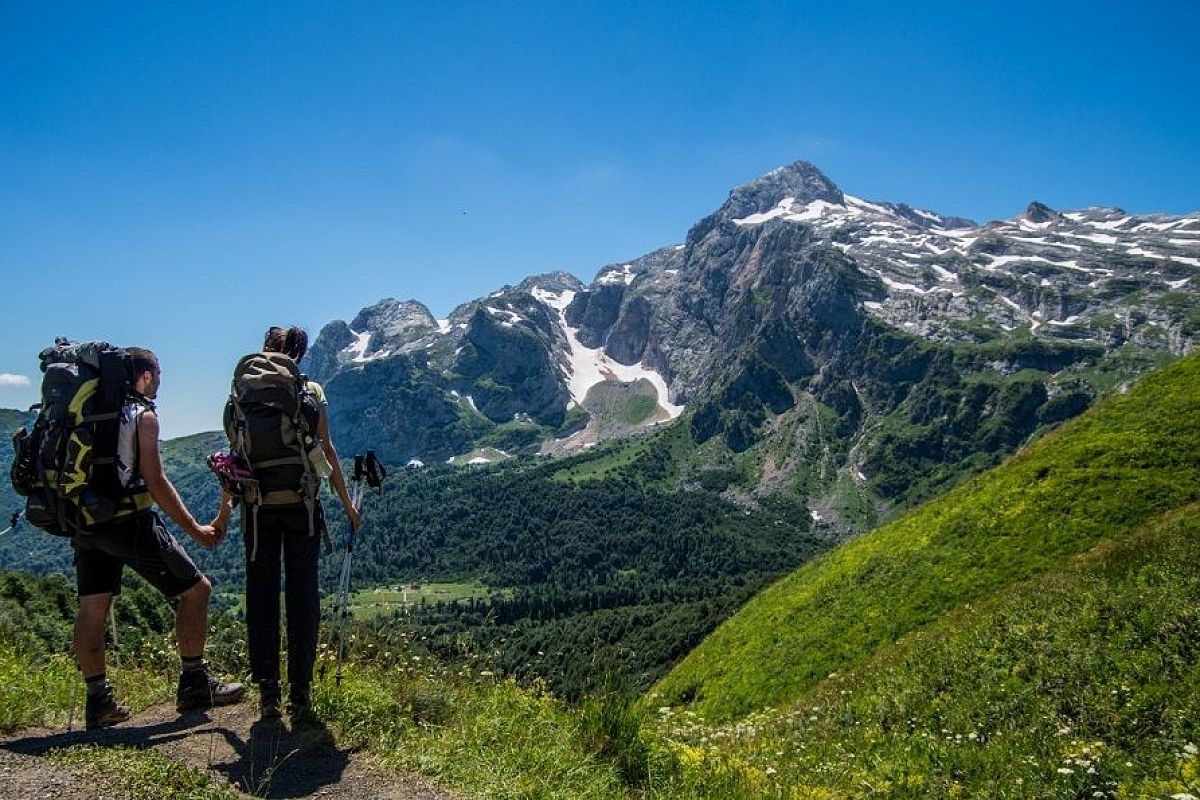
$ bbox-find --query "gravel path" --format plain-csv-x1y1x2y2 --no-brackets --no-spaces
0,700,456,799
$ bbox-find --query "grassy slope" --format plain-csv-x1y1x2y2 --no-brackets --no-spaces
654,503,1200,799
652,352,1200,723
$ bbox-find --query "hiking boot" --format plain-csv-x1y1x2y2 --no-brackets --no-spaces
287,684,313,720
176,663,246,712
259,680,282,720
85,687,130,730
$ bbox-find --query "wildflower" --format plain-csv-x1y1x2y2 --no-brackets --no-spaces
1057,768,1074,775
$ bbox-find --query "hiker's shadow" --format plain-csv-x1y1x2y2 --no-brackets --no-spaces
214,715,350,799
2,711,351,799
1,711,212,755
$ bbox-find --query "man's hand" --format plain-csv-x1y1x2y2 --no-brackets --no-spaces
346,505,362,532
189,523,220,550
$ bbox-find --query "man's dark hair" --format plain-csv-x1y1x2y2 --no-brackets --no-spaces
126,347,159,378
263,326,308,362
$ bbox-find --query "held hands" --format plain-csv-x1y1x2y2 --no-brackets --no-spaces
203,491,235,548
190,523,221,550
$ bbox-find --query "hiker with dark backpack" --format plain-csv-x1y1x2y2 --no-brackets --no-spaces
23,344,246,729
223,326,360,719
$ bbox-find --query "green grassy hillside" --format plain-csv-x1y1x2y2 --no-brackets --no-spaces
653,351,1200,724
653,504,1200,798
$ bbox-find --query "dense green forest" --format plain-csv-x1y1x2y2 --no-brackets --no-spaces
0,568,176,658
0,419,829,698
312,448,828,698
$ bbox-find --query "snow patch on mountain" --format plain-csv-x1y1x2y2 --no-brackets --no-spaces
449,389,480,414
343,330,391,363
598,264,637,285
733,197,845,226
345,330,371,361
484,306,525,328
531,286,684,418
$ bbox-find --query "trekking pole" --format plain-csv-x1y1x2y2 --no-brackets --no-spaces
331,457,363,686
108,601,122,672
330,450,386,685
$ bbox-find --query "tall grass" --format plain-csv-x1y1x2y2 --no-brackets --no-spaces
312,655,632,799
0,641,172,732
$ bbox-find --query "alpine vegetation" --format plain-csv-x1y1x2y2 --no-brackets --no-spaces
647,352,1200,798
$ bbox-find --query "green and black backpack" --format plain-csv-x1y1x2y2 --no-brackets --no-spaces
10,339,141,536
223,352,329,558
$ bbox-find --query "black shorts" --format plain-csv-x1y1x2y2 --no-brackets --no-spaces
74,511,203,598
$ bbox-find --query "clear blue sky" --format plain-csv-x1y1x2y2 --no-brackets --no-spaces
2,1,1197,437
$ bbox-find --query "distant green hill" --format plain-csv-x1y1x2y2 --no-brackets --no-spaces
0,408,25,430
0,422,227,576
653,351,1200,724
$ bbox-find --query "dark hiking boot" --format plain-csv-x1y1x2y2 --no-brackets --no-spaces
287,684,314,721
85,687,130,730
259,680,282,719
176,663,246,712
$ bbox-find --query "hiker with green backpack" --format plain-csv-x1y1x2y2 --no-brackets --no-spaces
220,326,360,719
11,341,245,729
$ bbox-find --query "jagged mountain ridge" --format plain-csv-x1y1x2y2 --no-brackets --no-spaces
308,160,1199,523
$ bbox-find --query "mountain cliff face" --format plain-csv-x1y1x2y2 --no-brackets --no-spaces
307,160,1199,529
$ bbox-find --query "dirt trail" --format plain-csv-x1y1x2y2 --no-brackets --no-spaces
0,700,457,799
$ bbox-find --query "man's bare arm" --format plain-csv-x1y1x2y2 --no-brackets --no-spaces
136,410,217,548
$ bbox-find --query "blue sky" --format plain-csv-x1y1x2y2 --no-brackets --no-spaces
2,1,1197,437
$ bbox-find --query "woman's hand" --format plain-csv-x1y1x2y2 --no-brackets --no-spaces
211,490,234,543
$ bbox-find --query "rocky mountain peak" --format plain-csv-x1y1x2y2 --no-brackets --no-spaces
517,271,585,296
350,298,437,336
306,158,1200,492
1024,201,1062,224
719,160,844,220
